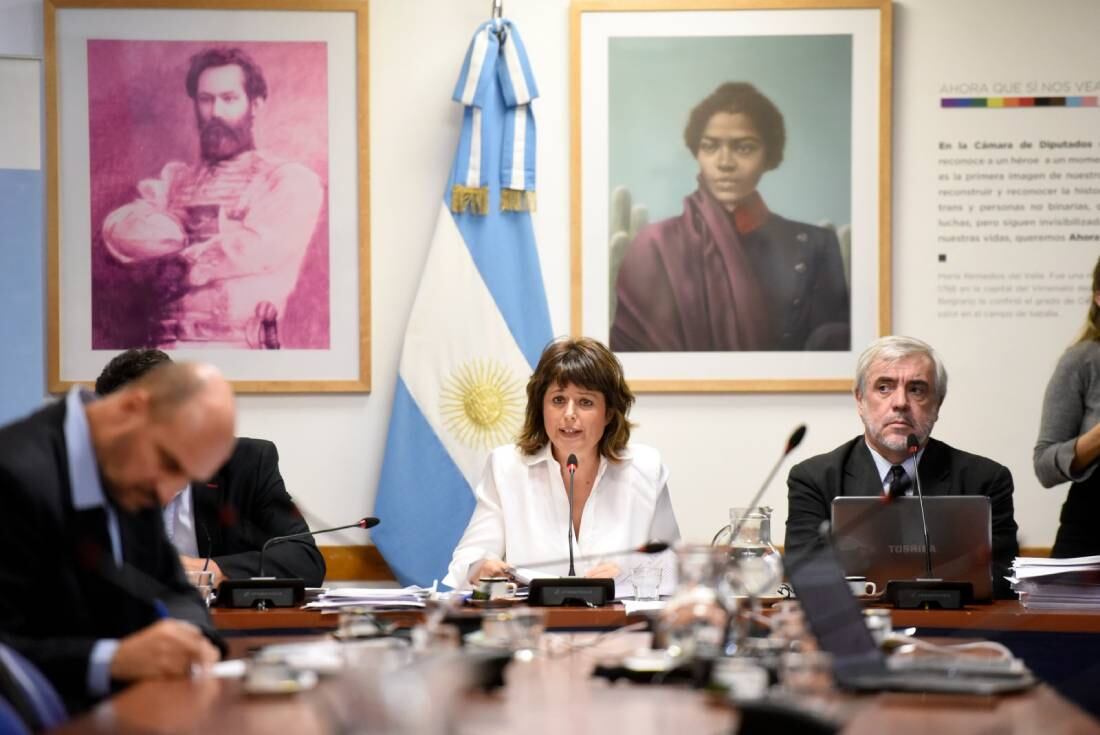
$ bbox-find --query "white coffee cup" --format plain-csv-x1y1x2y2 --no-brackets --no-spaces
845,576,877,596
473,576,518,601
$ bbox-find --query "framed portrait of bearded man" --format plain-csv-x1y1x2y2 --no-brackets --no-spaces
46,0,369,392
570,0,892,392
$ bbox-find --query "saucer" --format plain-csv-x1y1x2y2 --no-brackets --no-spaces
465,596,524,608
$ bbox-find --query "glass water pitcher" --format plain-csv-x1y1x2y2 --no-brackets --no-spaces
724,506,783,599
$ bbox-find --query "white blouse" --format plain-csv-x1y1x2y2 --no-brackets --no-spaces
443,442,681,592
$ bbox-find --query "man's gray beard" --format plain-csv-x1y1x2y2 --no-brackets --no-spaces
866,414,937,453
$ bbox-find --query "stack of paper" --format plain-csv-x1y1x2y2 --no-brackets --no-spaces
1009,556,1100,610
303,585,430,611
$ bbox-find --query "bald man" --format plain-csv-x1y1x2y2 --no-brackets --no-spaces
0,363,233,713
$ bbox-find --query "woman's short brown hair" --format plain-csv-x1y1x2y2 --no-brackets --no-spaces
517,337,635,460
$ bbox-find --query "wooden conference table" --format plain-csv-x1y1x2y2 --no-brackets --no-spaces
207,600,1100,634
53,601,1100,735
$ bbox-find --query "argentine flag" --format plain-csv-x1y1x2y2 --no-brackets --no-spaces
373,19,553,587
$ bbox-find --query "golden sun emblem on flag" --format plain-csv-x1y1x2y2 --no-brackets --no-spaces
440,360,525,449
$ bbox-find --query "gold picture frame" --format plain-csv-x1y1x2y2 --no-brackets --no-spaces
45,0,370,393
570,0,892,392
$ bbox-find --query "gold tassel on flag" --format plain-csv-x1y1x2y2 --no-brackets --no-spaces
451,185,489,215
501,188,537,213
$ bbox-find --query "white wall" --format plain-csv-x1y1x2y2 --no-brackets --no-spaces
891,0,1100,549
1,0,1095,550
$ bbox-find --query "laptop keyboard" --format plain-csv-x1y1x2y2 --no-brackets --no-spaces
887,655,1027,678
847,670,1035,695
843,657,1036,695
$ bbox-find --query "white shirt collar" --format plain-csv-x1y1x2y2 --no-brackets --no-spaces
162,485,199,557
520,443,554,466
519,442,629,470
864,438,926,486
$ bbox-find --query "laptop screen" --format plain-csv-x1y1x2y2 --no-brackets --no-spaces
830,496,993,602
783,548,885,676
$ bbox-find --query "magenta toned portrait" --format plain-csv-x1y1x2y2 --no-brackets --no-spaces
88,39,330,350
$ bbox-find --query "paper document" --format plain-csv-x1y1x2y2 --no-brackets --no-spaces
506,567,556,586
322,585,429,598
302,584,429,610
1011,555,1100,610
622,600,666,614
1012,555,1100,567
201,659,247,679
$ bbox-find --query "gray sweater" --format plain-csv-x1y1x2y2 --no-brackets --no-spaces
1034,340,1100,487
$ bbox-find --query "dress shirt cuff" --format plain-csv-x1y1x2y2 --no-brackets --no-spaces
87,639,120,697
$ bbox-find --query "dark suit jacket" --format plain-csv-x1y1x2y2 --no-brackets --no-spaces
785,436,1020,599
0,399,219,713
192,438,325,586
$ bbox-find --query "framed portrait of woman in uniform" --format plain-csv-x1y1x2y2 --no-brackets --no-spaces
570,0,892,392
45,0,370,393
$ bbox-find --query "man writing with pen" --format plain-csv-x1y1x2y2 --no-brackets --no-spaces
0,361,231,713
94,350,326,589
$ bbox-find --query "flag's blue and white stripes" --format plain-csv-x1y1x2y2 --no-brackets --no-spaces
372,20,553,587
450,20,538,212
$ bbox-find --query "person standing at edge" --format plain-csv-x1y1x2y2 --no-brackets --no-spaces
1034,256,1100,557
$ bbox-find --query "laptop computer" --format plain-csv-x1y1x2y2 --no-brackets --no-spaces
784,547,1035,694
831,496,994,603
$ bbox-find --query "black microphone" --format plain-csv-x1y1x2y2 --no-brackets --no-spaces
566,454,578,577
523,452,644,608
199,519,213,573
220,517,379,610
712,424,807,544
907,433,935,579
258,517,380,577
878,435,972,609
516,540,672,608
800,434,972,610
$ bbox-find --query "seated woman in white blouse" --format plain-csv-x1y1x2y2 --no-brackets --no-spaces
443,336,681,590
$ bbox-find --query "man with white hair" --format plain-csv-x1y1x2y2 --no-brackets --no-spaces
784,335,1019,598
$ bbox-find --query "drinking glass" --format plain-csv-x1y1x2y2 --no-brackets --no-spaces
185,570,214,607
631,566,663,601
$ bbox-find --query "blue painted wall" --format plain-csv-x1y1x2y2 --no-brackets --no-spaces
0,167,45,424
